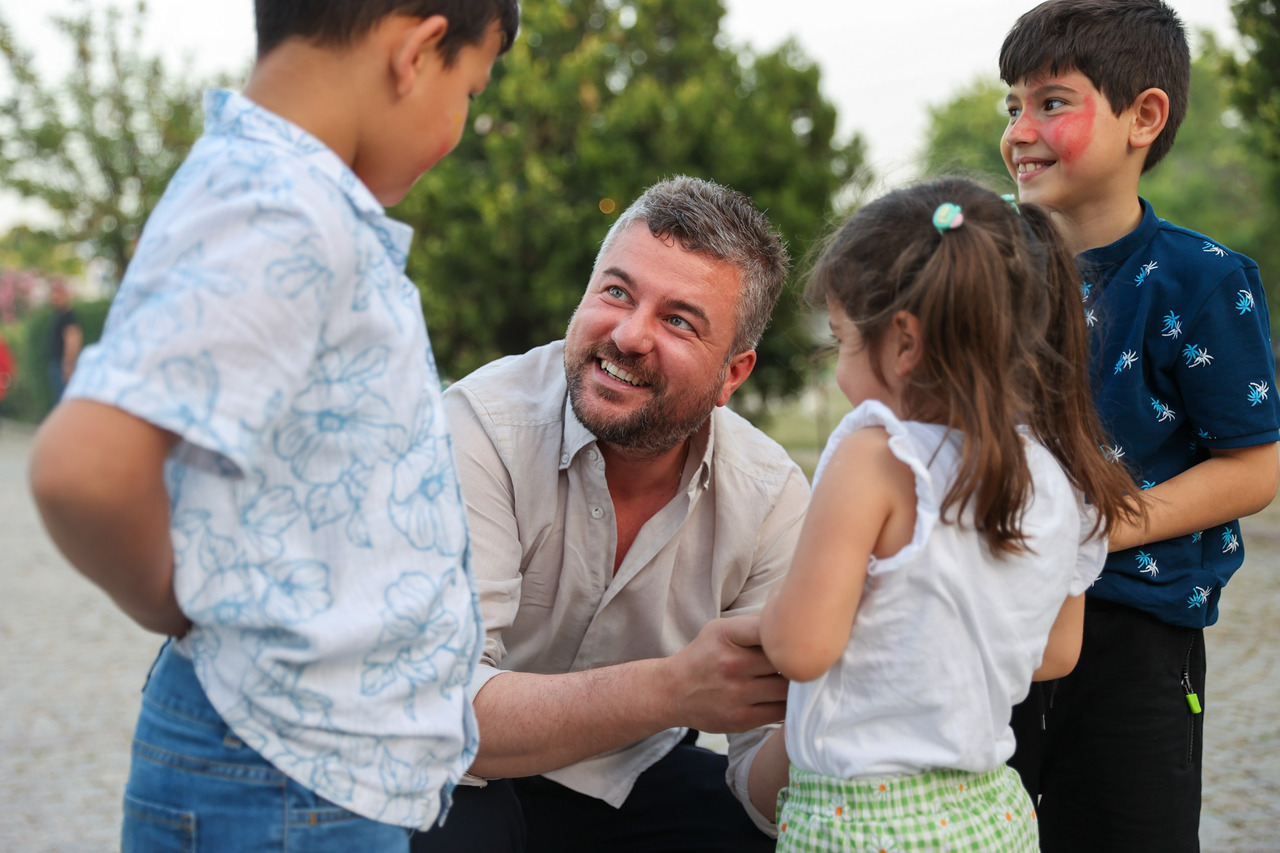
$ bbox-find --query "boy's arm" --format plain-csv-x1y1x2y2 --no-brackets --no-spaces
1108,443,1280,552
29,399,189,636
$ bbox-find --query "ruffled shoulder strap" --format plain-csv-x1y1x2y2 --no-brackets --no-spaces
813,400,943,575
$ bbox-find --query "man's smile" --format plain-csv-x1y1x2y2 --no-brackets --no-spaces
599,358,650,388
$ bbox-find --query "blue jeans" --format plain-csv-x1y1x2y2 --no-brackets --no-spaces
122,642,411,852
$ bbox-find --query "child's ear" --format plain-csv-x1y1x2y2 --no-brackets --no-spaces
1128,87,1170,151
391,15,449,98
889,311,923,378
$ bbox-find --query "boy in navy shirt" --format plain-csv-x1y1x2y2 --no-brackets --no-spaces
998,1,1280,850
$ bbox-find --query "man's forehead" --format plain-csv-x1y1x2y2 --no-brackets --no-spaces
599,223,728,282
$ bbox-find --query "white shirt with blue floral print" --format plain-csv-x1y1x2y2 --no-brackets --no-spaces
67,89,481,830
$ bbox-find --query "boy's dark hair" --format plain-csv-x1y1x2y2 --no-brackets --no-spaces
999,0,1189,172
807,177,1141,553
256,1,520,63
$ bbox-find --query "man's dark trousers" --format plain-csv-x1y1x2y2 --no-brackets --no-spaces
411,731,774,853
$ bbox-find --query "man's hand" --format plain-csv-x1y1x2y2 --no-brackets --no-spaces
666,613,788,733
468,613,787,778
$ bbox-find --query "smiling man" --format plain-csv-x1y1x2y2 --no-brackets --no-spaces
411,176,808,853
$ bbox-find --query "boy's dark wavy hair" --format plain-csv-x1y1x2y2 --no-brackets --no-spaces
999,0,1189,172
807,177,1141,553
256,0,520,64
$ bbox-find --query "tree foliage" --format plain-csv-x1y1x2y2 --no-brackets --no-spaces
920,75,1014,191
1223,0,1280,163
0,2,224,284
0,225,82,278
394,0,868,410
1139,31,1280,311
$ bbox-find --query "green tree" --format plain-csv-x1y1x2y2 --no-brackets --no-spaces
920,75,1014,190
0,225,83,276
1139,32,1280,316
1223,0,1280,163
0,2,226,284
394,0,868,412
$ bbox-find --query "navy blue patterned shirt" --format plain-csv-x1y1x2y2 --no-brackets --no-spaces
1082,199,1279,628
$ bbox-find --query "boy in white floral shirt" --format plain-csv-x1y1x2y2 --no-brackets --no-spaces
28,2,518,849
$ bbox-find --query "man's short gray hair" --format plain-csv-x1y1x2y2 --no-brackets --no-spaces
593,176,790,356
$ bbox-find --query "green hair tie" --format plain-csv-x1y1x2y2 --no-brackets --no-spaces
932,202,964,232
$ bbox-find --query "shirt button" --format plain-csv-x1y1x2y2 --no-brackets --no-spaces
588,449,599,461
591,506,604,519
561,454,570,465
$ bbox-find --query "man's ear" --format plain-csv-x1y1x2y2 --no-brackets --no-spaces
716,349,757,407
391,15,449,98
889,311,922,379
1128,87,1170,151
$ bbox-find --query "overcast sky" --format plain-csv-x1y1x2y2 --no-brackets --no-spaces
0,0,1238,231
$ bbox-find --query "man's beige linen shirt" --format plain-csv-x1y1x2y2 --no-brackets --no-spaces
444,341,809,830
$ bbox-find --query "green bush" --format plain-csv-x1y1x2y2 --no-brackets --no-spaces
0,298,111,424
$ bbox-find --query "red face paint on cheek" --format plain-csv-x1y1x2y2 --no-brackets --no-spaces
1046,94,1096,165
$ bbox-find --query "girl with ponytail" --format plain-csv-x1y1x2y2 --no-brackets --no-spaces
755,177,1140,852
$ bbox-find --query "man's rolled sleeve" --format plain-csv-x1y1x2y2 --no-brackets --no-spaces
724,465,810,614
442,387,524,695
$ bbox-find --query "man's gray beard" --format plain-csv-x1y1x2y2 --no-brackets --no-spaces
566,363,724,460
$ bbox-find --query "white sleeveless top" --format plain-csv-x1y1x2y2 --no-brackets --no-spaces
785,400,1106,779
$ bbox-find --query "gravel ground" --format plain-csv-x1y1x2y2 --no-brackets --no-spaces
1,421,1277,851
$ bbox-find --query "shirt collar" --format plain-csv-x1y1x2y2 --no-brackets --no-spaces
560,396,597,470
202,89,394,228
1077,197,1159,270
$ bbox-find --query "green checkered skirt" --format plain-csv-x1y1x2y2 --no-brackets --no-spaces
776,764,1037,852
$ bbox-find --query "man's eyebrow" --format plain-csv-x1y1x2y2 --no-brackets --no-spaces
601,266,633,287
666,298,711,330
600,266,712,330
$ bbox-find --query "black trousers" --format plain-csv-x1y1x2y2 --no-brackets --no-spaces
1009,598,1206,852
411,733,774,853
